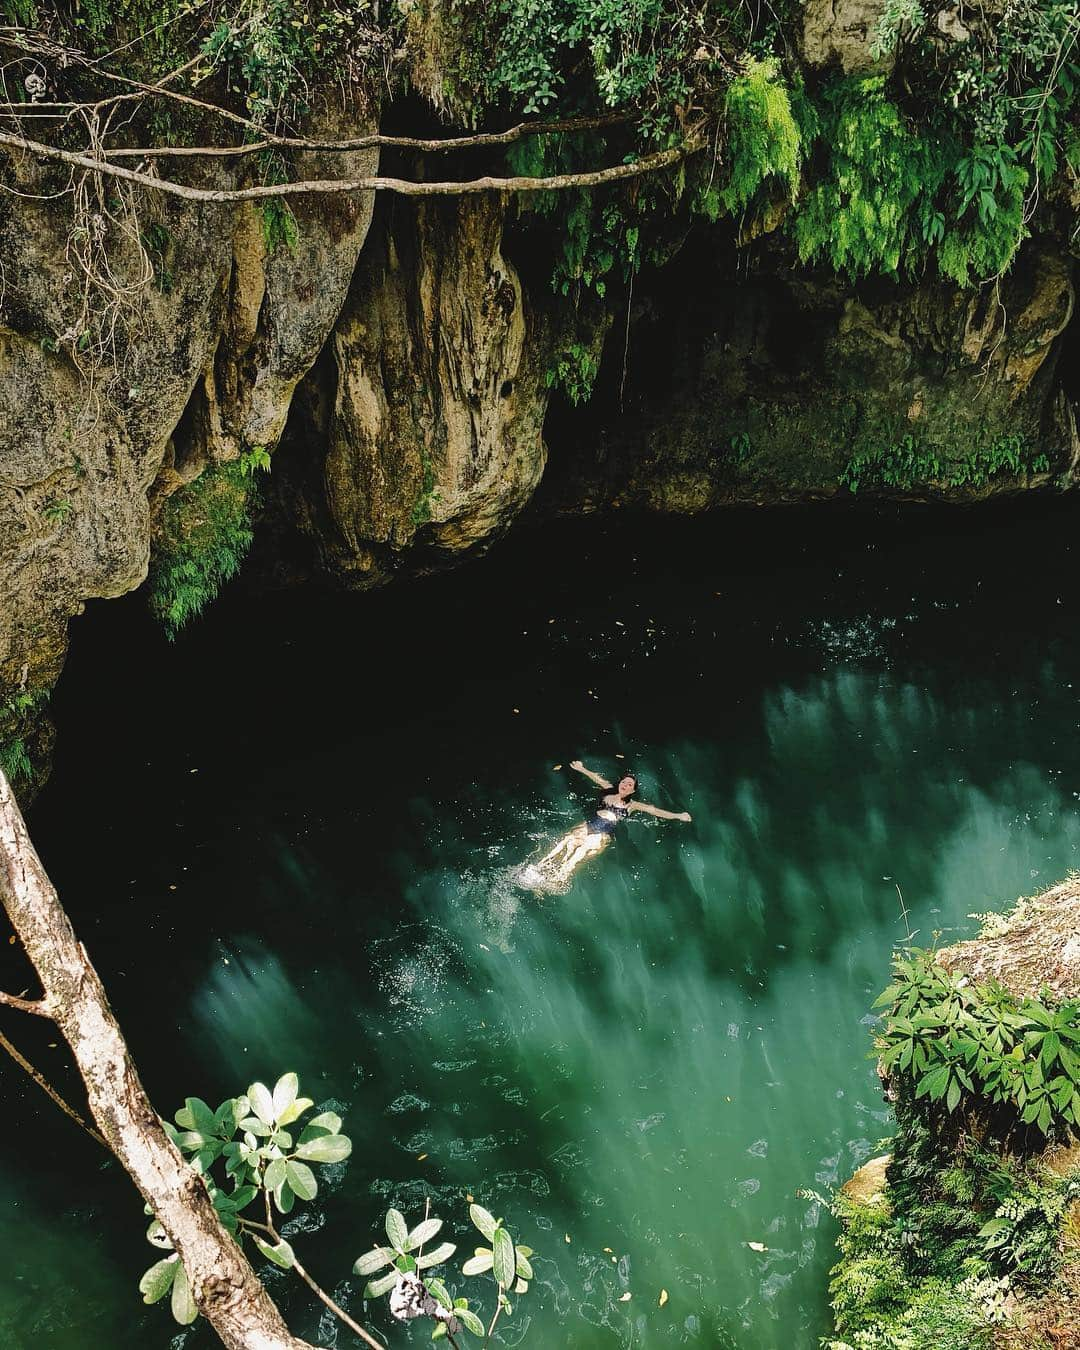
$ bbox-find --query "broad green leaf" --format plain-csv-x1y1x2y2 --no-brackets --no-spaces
385,1208,409,1251
253,1235,296,1269
516,1246,533,1259
1037,1098,1052,1133
457,1308,486,1337
229,1185,258,1212
462,1251,494,1276
515,1253,534,1280
469,1204,497,1241
286,1160,317,1202
355,1247,397,1276
946,1076,961,1113
215,1099,240,1133
170,1261,198,1326
146,1219,172,1249
175,1097,217,1134
238,1117,272,1137
300,1111,342,1141
514,1278,528,1294
493,1228,515,1290
273,1178,295,1214
405,1216,443,1251
264,1158,287,1193
426,1277,453,1310
294,1134,352,1164
139,1256,178,1304
175,1131,211,1151
432,1324,447,1341
978,1217,1009,1239
416,1242,456,1270
276,1097,313,1127
272,1073,299,1118
247,1082,276,1125
364,1269,400,1299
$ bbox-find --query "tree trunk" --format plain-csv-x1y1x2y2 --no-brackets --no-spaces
0,771,322,1350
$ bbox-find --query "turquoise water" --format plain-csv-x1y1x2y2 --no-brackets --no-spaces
5,503,1080,1348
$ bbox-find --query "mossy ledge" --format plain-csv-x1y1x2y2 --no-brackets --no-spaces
825,880,1080,1350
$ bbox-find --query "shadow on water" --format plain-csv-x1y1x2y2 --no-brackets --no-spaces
4,500,1080,1347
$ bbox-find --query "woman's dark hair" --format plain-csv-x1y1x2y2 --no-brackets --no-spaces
614,771,638,795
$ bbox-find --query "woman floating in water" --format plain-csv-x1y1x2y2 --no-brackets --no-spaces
517,760,692,894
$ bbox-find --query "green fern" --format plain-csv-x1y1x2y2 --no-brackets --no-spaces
148,461,262,639
719,57,802,214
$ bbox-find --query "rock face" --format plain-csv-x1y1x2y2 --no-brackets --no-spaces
273,195,564,587
0,110,1077,789
0,97,378,775
801,0,891,73
541,231,1075,513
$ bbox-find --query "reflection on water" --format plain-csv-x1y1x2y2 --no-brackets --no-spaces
5,505,1080,1349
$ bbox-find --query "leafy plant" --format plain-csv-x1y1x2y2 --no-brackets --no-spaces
717,57,801,214
148,454,270,638
841,434,1047,495
139,1074,352,1327
545,342,602,405
357,1203,535,1343
875,949,1080,1139
41,498,73,525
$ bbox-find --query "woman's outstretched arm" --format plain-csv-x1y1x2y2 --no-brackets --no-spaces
569,760,613,790
629,801,692,822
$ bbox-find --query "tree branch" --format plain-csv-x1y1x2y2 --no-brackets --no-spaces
0,769,320,1350
94,112,632,160
0,127,702,202
0,987,49,1015
0,1025,107,1146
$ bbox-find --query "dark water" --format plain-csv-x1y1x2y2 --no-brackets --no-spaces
4,501,1080,1349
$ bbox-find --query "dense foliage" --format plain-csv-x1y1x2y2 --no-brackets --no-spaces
143,1072,537,1343
825,1135,1078,1348
822,938,1080,1349
876,948,1080,1140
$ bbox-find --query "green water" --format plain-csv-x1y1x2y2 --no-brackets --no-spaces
5,504,1080,1349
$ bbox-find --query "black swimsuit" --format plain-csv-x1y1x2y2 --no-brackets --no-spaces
586,798,629,837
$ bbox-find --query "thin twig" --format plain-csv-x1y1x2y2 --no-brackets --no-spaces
0,988,49,1015
0,1026,107,1146
254,1198,386,1349
290,1253,387,1350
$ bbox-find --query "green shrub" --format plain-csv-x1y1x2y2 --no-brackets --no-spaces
875,948,1080,1140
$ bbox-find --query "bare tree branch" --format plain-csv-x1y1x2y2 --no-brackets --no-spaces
0,127,703,202
0,1025,107,1145
96,111,632,159
0,987,49,1015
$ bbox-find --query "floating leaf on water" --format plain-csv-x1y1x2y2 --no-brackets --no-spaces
619,1292,632,1302
564,1234,571,1243
603,1247,613,1253
658,1289,669,1307
747,1241,769,1252
417,1152,428,1161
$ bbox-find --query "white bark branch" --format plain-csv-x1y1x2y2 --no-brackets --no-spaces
0,127,702,203
0,771,322,1350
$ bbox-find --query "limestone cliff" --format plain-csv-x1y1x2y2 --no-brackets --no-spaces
1,0,1078,793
